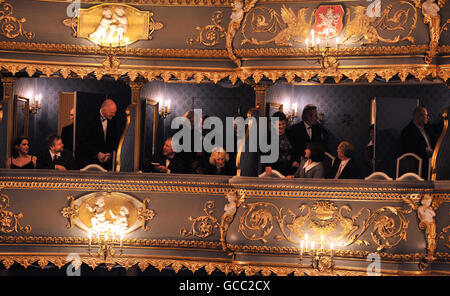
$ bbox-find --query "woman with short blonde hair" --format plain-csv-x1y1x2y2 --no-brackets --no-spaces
208,147,234,175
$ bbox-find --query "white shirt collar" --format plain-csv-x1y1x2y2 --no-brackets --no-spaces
304,122,312,129
49,150,61,159
303,160,320,172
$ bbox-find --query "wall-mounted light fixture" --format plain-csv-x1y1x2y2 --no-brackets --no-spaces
29,94,42,114
283,101,298,124
159,99,171,119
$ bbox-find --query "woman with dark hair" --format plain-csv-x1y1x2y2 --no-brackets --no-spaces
263,111,296,176
289,142,325,178
6,136,37,169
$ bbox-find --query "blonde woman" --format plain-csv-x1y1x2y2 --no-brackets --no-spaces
207,147,235,175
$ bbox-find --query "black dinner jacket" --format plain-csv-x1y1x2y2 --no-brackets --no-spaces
61,123,74,153
287,121,327,162
400,121,436,160
143,154,187,174
36,149,77,170
77,113,118,168
329,158,361,179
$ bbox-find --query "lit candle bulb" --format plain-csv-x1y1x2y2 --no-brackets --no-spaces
311,29,315,46
166,99,171,113
305,234,308,250
325,29,329,47
293,103,298,117
321,235,324,250
125,38,129,53
305,38,309,51
310,241,315,251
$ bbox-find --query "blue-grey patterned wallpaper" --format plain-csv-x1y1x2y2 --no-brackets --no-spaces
141,81,255,160
267,83,450,177
12,78,131,158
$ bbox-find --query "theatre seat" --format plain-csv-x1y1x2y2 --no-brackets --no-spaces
397,172,424,181
365,171,393,180
80,164,108,172
396,153,422,179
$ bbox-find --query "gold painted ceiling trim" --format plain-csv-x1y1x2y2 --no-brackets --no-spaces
0,59,448,84
2,41,449,58
0,252,448,275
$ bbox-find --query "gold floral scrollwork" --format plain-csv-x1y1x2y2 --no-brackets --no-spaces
239,201,413,251
137,198,155,231
342,1,417,45
0,191,31,234
220,190,246,254
0,0,34,39
60,195,79,229
181,201,219,238
187,11,226,47
148,11,163,40
241,5,314,47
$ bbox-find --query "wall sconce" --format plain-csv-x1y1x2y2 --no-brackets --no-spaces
159,99,171,119
299,234,335,273
88,228,125,261
29,94,42,114
284,101,298,124
306,29,339,71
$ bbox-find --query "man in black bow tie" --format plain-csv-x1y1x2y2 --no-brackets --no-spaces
287,104,328,169
77,99,118,170
143,137,186,174
37,135,76,170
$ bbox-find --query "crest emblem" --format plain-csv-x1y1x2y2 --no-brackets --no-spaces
312,5,344,38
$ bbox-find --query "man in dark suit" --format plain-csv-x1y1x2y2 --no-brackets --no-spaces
400,106,436,177
77,99,118,170
287,104,327,168
61,107,74,153
144,137,186,174
36,135,76,170
330,141,361,179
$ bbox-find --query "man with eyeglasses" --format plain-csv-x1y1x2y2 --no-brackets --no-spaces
400,106,436,178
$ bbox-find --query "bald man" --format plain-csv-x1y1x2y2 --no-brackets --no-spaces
77,99,118,170
400,106,436,177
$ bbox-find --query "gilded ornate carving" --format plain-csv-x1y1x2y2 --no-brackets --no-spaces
0,0,34,39
402,193,445,270
61,192,155,234
413,0,450,64
241,6,314,47
220,190,246,254
239,200,413,251
342,2,417,45
181,201,219,238
60,195,79,229
0,191,31,234
37,0,234,6
226,0,258,67
187,11,226,47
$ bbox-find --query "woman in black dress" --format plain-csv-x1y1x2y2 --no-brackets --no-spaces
6,136,37,169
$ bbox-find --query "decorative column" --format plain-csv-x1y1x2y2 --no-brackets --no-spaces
1,77,16,162
251,83,271,117
129,81,145,171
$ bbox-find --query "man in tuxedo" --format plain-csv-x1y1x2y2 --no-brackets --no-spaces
144,138,186,174
287,104,327,168
77,99,118,170
329,141,361,179
36,135,76,170
61,107,74,153
400,106,436,177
